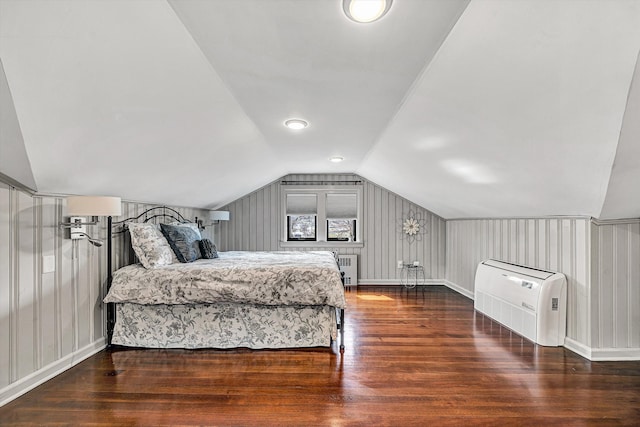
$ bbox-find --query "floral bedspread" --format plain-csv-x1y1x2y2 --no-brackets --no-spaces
112,303,336,349
104,251,346,308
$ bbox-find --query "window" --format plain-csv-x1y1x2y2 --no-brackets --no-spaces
287,215,317,240
282,186,362,246
326,193,357,241
327,219,356,241
286,194,317,241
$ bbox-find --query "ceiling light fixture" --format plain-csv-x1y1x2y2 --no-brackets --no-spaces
329,156,344,163
343,0,392,23
284,119,308,130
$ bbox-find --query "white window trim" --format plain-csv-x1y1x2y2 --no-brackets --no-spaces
280,185,364,248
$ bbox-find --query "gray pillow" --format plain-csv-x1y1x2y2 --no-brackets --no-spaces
199,238,218,259
160,223,202,263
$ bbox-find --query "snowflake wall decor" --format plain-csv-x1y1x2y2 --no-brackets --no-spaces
403,218,420,235
398,210,427,243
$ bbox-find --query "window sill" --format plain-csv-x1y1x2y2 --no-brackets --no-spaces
279,240,364,249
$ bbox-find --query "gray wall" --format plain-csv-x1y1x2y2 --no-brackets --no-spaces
591,220,640,358
445,218,591,345
217,174,447,283
0,182,208,405
2,175,638,407
446,217,640,360
0,184,104,405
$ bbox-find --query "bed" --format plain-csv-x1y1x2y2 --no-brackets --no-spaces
103,207,346,352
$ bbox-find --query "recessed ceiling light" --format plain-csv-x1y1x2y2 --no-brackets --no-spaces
343,0,392,23
329,156,344,163
284,119,308,130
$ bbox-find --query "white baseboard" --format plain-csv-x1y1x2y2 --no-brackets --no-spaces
360,281,640,361
358,279,475,301
358,279,445,286
563,337,592,360
442,280,474,300
564,337,640,361
0,338,106,407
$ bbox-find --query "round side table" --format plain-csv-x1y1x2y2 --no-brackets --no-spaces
401,264,425,289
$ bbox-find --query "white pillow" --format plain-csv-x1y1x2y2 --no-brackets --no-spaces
128,223,174,268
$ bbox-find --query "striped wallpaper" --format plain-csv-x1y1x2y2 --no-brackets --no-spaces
216,174,447,283
0,183,209,405
590,220,640,357
446,217,640,360
1,176,638,407
445,218,591,346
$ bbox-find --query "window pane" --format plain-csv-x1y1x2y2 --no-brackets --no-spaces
288,215,316,240
327,219,355,241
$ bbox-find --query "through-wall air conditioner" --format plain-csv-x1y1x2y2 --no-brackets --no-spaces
474,259,567,346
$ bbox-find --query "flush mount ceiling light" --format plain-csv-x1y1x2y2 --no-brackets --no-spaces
343,0,392,23
284,119,308,130
329,156,344,163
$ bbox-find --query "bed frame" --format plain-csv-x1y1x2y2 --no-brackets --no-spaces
105,206,345,352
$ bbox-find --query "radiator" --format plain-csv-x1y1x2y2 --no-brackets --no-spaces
474,259,567,346
336,254,358,288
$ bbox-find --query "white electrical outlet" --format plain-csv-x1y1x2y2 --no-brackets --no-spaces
43,255,55,273
397,260,403,269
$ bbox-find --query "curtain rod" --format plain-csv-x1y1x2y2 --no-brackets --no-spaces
281,180,363,185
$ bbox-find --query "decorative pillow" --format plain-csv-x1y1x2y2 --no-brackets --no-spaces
170,221,202,240
199,239,219,259
160,223,202,263
127,222,174,269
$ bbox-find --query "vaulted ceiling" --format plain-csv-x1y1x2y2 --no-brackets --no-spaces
1,0,639,219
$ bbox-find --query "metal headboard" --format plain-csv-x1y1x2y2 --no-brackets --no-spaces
107,205,197,347
113,206,193,232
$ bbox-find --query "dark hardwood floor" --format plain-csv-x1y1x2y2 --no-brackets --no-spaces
2,286,639,426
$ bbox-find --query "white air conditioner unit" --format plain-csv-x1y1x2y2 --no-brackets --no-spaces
336,254,357,288
474,259,567,346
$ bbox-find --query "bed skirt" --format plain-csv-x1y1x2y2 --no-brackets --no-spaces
112,302,337,349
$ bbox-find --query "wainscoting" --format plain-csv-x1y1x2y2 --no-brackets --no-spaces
0,184,105,406
590,219,640,359
216,174,447,284
0,183,209,406
2,177,638,409
446,217,640,360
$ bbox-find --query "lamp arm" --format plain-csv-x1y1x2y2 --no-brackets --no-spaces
59,216,99,228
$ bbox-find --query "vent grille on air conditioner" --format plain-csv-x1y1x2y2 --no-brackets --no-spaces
338,257,351,267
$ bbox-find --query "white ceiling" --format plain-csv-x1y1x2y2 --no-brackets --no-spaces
1,0,639,219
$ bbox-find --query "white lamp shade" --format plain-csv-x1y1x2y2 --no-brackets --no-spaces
66,196,122,216
210,210,230,221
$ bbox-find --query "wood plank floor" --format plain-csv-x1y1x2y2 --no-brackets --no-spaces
2,286,639,426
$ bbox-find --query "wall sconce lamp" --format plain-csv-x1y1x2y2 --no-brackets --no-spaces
210,210,230,225
195,211,230,230
59,196,121,344
59,196,122,246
